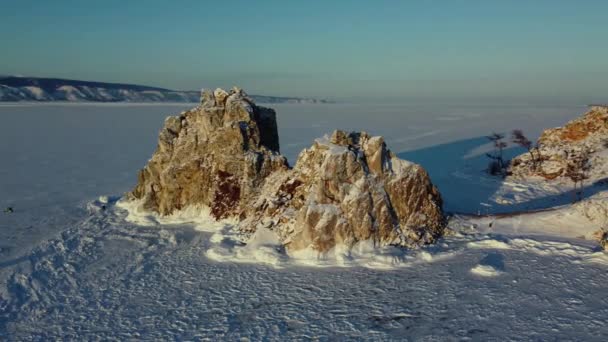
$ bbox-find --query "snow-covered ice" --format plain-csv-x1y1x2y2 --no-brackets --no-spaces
1,102,607,340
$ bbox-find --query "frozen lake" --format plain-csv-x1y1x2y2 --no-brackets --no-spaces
1,102,607,340
0,101,586,207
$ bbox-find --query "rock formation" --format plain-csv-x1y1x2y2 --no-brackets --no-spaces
239,130,445,252
509,105,608,181
128,87,289,218
128,88,445,252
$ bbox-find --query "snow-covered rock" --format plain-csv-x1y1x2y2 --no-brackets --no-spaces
240,130,445,252
509,105,608,181
127,89,445,252
504,106,608,248
128,88,288,218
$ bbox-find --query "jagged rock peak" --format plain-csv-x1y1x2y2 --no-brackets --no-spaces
240,130,446,252
200,86,249,108
128,87,288,216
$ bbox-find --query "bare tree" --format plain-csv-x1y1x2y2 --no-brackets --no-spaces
564,150,591,202
512,129,541,170
486,133,508,176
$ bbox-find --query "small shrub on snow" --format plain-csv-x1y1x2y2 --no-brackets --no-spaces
565,150,591,202
487,160,504,176
512,129,542,171
486,132,508,177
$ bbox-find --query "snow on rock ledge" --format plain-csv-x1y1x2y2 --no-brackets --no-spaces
127,88,445,253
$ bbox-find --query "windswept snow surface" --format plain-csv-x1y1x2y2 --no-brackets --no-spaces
1,198,607,340
1,103,608,340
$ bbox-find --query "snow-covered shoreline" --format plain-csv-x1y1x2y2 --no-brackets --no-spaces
3,193,607,339
113,195,608,270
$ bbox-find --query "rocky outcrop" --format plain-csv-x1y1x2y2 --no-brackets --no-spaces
239,130,445,252
128,87,289,218
509,106,608,181
128,88,445,252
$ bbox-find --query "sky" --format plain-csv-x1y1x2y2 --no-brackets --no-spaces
1,0,608,102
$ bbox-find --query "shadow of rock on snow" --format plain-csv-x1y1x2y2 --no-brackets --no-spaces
398,136,608,216
398,136,524,214
494,177,608,214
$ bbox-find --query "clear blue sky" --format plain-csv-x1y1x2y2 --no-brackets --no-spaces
2,0,607,101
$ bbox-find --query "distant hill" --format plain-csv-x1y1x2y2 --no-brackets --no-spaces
0,76,330,104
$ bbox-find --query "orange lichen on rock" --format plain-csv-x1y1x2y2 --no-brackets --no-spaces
538,106,608,144
510,105,608,180
540,170,563,180
559,111,607,141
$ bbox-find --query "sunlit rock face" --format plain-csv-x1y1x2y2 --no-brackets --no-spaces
128,87,288,218
129,89,445,252
509,105,608,180
240,130,445,252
